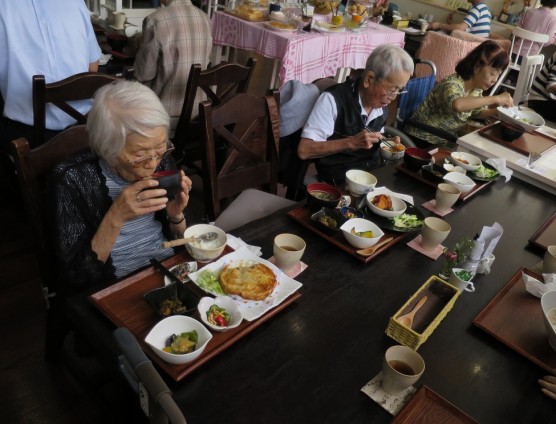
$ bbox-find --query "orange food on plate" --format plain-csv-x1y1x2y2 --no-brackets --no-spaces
220,261,277,301
372,194,393,210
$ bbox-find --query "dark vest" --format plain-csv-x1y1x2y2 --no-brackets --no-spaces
316,78,387,183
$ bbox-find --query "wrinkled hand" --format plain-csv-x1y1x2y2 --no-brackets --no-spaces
166,170,192,218
111,179,168,224
350,130,382,150
430,21,440,30
539,375,556,401
496,92,514,108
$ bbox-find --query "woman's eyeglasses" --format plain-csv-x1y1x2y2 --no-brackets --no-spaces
127,143,175,167
380,81,408,98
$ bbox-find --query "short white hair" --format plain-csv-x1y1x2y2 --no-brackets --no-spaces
365,44,414,82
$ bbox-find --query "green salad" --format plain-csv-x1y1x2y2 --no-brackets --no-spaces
474,164,499,179
392,214,423,228
197,269,225,295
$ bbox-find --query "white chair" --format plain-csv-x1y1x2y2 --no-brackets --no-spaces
489,27,550,96
513,54,545,105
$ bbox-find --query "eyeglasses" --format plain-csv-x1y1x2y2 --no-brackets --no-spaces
127,142,175,167
380,81,408,98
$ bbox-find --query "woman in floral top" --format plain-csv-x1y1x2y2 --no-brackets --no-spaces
405,41,513,147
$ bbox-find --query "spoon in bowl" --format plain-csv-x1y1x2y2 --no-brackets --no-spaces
161,231,219,248
356,236,394,256
397,295,428,329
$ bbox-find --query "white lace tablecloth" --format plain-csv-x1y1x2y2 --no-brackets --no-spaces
211,11,405,86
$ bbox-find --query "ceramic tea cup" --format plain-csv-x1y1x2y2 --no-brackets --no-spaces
420,217,451,251
112,11,126,29
448,268,475,292
381,345,425,394
435,183,460,212
273,233,306,272
544,245,556,274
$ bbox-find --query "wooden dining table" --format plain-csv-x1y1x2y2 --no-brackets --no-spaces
211,11,406,88
67,163,556,423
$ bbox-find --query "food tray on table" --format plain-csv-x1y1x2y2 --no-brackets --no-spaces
226,9,269,22
287,205,406,264
392,385,478,423
386,275,460,350
477,122,556,156
89,249,301,382
395,148,495,201
528,211,556,251
472,267,556,374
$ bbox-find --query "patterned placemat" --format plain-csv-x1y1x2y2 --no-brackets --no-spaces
361,372,417,416
407,235,445,260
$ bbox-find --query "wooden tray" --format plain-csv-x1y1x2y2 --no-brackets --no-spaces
287,205,406,263
89,251,301,382
395,148,494,201
472,267,556,374
529,211,556,251
392,385,478,423
477,122,556,156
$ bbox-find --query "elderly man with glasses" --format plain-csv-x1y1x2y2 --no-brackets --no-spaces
298,44,414,184
49,80,193,294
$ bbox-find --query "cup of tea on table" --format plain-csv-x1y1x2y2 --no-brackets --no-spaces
273,233,306,272
435,183,461,212
382,345,425,394
420,217,451,251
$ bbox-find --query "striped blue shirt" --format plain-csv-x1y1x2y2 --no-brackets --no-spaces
100,160,174,278
464,2,491,37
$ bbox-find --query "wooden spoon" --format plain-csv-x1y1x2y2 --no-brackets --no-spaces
397,296,428,329
161,231,219,248
356,236,394,257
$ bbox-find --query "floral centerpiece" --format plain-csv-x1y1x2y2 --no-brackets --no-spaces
439,235,474,279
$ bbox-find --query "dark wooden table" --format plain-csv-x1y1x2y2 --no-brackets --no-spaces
67,164,556,424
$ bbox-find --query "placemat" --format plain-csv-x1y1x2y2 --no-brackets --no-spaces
421,200,453,216
477,122,556,156
361,372,417,416
407,235,445,260
268,257,308,278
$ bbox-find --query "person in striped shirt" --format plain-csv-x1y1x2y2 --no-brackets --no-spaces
528,52,556,122
430,0,491,37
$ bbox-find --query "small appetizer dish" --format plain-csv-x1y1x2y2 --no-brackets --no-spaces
340,218,384,249
450,152,481,172
145,315,213,365
443,171,476,194
197,296,243,332
366,193,407,218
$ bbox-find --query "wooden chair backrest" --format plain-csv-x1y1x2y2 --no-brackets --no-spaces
172,58,257,162
10,125,90,289
200,91,280,220
32,72,118,146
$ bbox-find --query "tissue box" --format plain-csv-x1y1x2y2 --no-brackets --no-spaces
392,19,409,29
386,275,460,350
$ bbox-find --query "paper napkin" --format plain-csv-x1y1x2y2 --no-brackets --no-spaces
522,271,556,298
226,233,262,257
361,372,417,416
485,157,512,182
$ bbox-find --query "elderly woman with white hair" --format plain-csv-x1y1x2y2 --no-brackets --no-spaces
298,44,414,184
49,80,193,294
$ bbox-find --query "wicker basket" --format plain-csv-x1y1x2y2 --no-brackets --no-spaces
386,275,460,350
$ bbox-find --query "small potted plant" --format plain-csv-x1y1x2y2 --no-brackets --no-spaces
439,235,474,280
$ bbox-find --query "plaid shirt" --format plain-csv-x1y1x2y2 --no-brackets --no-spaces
134,0,212,132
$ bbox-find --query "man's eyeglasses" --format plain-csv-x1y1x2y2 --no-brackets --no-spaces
380,81,408,98
127,142,175,167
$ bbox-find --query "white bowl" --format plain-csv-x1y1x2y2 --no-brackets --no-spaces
183,224,227,263
541,291,556,351
380,142,405,160
197,296,243,332
443,172,476,194
340,218,384,249
497,106,545,133
345,170,377,196
450,152,481,171
366,193,407,218
144,315,213,365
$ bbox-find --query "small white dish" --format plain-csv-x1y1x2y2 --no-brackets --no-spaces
340,218,384,249
497,106,544,133
197,296,243,332
366,193,407,218
164,261,198,286
450,152,481,172
145,315,212,365
443,163,466,174
443,172,476,193
541,291,556,351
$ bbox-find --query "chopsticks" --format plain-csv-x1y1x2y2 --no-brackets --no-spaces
363,125,397,149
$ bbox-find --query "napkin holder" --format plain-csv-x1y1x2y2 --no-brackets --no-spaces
386,275,460,350
392,19,409,29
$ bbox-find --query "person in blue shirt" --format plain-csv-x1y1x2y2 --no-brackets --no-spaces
429,0,491,37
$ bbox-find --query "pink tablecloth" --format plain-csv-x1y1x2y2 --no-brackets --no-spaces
211,12,406,86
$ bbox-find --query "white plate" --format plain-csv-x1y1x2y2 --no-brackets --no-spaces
265,20,296,32
314,22,346,33
497,106,544,133
163,261,198,286
188,246,302,321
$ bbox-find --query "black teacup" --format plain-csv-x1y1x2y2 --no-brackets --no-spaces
143,170,181,200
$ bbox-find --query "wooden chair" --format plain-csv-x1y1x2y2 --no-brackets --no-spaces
514,54,545,106
10,125,90,360
172,58,257,168
32,72,118,146
199,90,295,230
489,27,549,96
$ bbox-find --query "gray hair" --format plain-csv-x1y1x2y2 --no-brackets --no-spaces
87,80,170,164
364,44,414,82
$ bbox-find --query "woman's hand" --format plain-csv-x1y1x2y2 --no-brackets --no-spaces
539,375,556,400
166,170,192,220
495,92,514,108
110,178,168,226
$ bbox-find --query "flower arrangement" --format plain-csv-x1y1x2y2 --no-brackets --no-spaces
439,235,474,279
